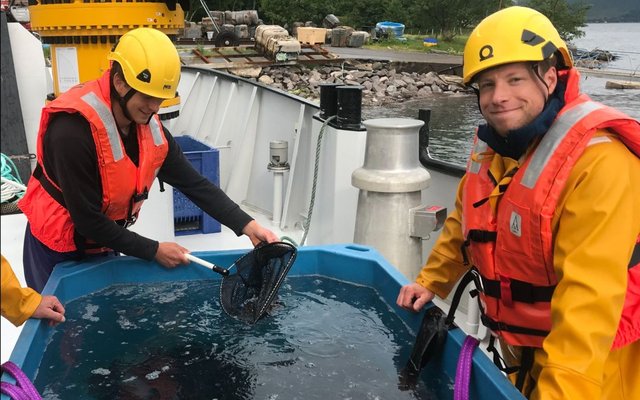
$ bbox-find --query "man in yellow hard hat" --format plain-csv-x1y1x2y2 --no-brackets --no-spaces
18,28,278,292
397,6,640,399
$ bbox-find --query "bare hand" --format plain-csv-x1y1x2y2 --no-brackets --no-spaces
155,242,190,268
397,283,435,312
242,220,279,246
32,295,66,326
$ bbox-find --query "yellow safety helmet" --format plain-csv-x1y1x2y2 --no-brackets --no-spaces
108,28,181,99
462,6,573,84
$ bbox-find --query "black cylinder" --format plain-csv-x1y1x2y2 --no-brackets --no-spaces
336,85,363,129
319,83,340,119
418,108,431,148
418,108,432,168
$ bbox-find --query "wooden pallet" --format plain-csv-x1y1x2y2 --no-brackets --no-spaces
181,44,340,68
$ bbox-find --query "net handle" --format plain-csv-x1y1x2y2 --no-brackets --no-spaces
186,253,230,276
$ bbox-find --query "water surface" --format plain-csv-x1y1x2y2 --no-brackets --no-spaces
34,277,450,399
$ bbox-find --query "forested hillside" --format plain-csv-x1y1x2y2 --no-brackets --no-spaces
568,0,640,22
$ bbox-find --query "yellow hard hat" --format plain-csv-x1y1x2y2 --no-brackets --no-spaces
108,28,181,99
462,6,573,84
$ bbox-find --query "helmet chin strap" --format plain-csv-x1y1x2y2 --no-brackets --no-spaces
531,62,551,104
111,85,137,124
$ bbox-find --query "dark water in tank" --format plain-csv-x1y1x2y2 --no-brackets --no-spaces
34,277,452,399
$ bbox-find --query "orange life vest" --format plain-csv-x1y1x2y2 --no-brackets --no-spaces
462,68,640,349
19,70,168,253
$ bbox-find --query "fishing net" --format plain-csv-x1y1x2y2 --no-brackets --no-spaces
220,242,297,324
398,270,476,390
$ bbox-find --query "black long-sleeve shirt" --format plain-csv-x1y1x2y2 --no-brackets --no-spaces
42,112,252,260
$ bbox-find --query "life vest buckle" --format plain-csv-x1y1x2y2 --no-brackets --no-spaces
132,188,149,203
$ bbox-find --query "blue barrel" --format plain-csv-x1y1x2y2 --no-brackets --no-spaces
375,21,405,38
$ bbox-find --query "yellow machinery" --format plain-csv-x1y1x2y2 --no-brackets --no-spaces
29,0,186,117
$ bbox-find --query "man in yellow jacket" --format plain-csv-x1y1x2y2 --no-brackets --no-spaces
1,255,65,326
397,6,639,400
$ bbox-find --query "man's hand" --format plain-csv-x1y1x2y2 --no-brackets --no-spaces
32,295,66,326
155,242,190,268
242,220,279,246
397,283,436,312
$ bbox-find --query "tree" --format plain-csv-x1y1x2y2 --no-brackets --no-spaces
260,0,331,26
408,0,510,40
524,0,590,41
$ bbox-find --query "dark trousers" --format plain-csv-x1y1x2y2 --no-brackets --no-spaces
23,224,114,293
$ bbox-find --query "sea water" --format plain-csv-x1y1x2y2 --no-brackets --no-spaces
34,277,451,399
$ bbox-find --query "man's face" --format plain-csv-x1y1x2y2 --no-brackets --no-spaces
113,71,164,125
476,62,557,137
126,92,164,125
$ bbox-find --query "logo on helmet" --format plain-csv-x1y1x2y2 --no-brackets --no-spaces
479,45,494,62
136,69,151,83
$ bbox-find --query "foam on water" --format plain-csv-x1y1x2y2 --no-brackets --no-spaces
34,276,451,399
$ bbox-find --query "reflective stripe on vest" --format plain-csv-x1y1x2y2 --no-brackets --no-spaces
467,139,489,175
81,92,124,162
148,117,164,146
521,101,605,189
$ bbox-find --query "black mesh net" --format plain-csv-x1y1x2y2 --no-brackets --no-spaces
220,242,297,324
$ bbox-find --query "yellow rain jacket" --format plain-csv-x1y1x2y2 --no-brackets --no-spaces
416,129,640,399
1,255,41,326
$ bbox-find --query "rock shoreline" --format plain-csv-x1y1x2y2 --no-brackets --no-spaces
235,60,473,106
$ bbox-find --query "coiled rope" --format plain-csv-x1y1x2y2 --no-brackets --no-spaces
1,153,27,204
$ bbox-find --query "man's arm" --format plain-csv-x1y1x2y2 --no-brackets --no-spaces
1,255,65,326
397,176,470,311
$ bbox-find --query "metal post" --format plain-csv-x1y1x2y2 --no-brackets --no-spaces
352,118,432,279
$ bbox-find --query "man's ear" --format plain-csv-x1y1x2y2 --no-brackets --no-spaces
544,66,558,95
112,71,130,97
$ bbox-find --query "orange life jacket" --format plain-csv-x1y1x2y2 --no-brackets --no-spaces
19,70,168,253
462,68,640,349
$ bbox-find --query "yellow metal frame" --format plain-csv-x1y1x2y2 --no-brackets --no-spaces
30,1,184,98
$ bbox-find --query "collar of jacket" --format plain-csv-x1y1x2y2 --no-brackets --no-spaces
477,80,566,160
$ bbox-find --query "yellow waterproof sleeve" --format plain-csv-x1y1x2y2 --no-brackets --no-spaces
1,255,41,327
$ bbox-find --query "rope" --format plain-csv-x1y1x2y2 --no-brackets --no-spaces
1,153,27,204
299,115,337,247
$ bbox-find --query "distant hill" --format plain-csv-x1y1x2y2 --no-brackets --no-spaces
568,0,640,22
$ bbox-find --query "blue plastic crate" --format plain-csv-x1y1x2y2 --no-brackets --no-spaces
173,136,221,235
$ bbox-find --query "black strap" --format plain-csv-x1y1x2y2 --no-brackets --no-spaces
33,163,66,208
467,229,497,243
480,275,555,303
444,270,476,327
481,314,549,337
629,241,640,269
472,197,489,208
486,336,520,375
515,347,535,392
